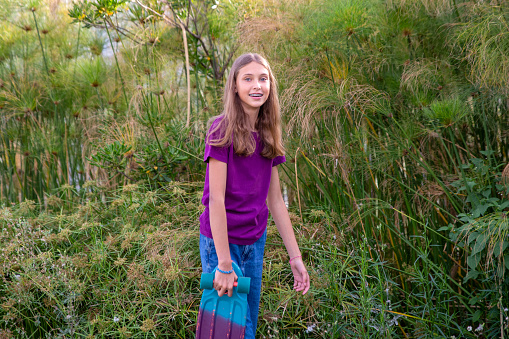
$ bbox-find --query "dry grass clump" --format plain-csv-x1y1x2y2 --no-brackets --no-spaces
502,162,509,184
283,76,390,137
236,0,307,53
387,0,454,16
400,58,449,95
281,76,341,136
237,16,295,53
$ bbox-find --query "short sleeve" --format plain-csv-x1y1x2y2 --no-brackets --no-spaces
204,143,228,163
272,155,286,167
203,117,229,163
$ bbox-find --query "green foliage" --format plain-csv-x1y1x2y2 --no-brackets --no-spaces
2,0,509,337
437,156,509,337
68,0,130,26
424,97,467,127
89,140,132,176
452,4,509,92
77,57,107,88
0,186,325,337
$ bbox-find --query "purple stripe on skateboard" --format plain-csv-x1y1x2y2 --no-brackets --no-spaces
196,307,245,339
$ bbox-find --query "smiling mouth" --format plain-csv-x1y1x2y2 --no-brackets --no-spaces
249,93,263,97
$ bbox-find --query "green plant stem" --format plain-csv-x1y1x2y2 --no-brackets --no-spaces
376,213,475,310
104,18,129,110
32,11,49,76
142,91,169,167
73,22,81,80
95,87,104,111
325,48,336,91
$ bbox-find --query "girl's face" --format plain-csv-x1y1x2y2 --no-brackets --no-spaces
235,61,270,115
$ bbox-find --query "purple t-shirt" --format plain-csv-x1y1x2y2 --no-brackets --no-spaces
199,122,285,245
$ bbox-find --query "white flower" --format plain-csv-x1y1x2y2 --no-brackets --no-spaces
467,326,472,331
306,324,316,333
475,324,483,332
504,308,508,312
113,316,120,323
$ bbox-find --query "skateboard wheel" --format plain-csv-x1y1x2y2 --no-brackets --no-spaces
236,277,250,294
200,273,214,290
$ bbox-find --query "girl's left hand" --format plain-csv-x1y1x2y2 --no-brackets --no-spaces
290,258,310,295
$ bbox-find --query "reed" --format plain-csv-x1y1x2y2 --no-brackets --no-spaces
263,0,509,335
2,0,509,337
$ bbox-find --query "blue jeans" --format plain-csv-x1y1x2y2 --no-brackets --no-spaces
199,229,267,339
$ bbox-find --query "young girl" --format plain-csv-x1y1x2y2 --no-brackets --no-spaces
199,53,310,338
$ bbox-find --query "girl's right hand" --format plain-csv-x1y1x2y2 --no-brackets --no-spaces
213,269,238,297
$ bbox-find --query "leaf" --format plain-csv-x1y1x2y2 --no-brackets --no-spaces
467,253,481,269
459,214,473,223
470,158,488,174
482,189,491,198
466,192,481,209
470,158,484,167
472,233,488,255
463,269,479,283
480,149,495,157
487,197,498,204
451,179,464,188
472,203,489,218
465,181,477,191
472,310,482,322
493,240,508,257
469,295,481,305
499,201,509,210
468,231,479,245
437,225,452,232
505,255,509,270
497,264,505,279
161,174,173,182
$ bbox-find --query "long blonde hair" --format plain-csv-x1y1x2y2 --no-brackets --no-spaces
207,53,284,158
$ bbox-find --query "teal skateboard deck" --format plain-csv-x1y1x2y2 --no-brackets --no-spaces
195,261,250,339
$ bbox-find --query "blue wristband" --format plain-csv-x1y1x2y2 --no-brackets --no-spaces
217,267,234,274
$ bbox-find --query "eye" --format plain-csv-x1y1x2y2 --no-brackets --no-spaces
261,77,268,81
244,77,251,81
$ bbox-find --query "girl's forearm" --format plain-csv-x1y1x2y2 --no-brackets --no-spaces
269,197,301,259
209,198,232,270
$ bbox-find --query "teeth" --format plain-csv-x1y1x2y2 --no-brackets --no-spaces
249,94,262,97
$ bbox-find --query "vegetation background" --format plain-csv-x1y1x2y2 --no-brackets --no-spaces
1,0,509,337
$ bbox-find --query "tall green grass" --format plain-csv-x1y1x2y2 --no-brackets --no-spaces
0,0,236,204
255,0,509,336
2,0,509,337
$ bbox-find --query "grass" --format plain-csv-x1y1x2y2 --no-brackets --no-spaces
1,0,509,337
0,192,480,338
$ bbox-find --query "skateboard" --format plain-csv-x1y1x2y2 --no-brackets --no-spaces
195,261,251,339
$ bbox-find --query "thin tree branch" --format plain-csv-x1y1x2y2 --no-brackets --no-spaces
135,0,191,126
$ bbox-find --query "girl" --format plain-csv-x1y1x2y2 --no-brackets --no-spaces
199,53,310,338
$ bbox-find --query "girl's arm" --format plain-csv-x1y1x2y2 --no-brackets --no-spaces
267,166,310,295
208,158,237,297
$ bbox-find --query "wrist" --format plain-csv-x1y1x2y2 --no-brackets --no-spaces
289,255,302,264
216,267,234,274
218,259,233,271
